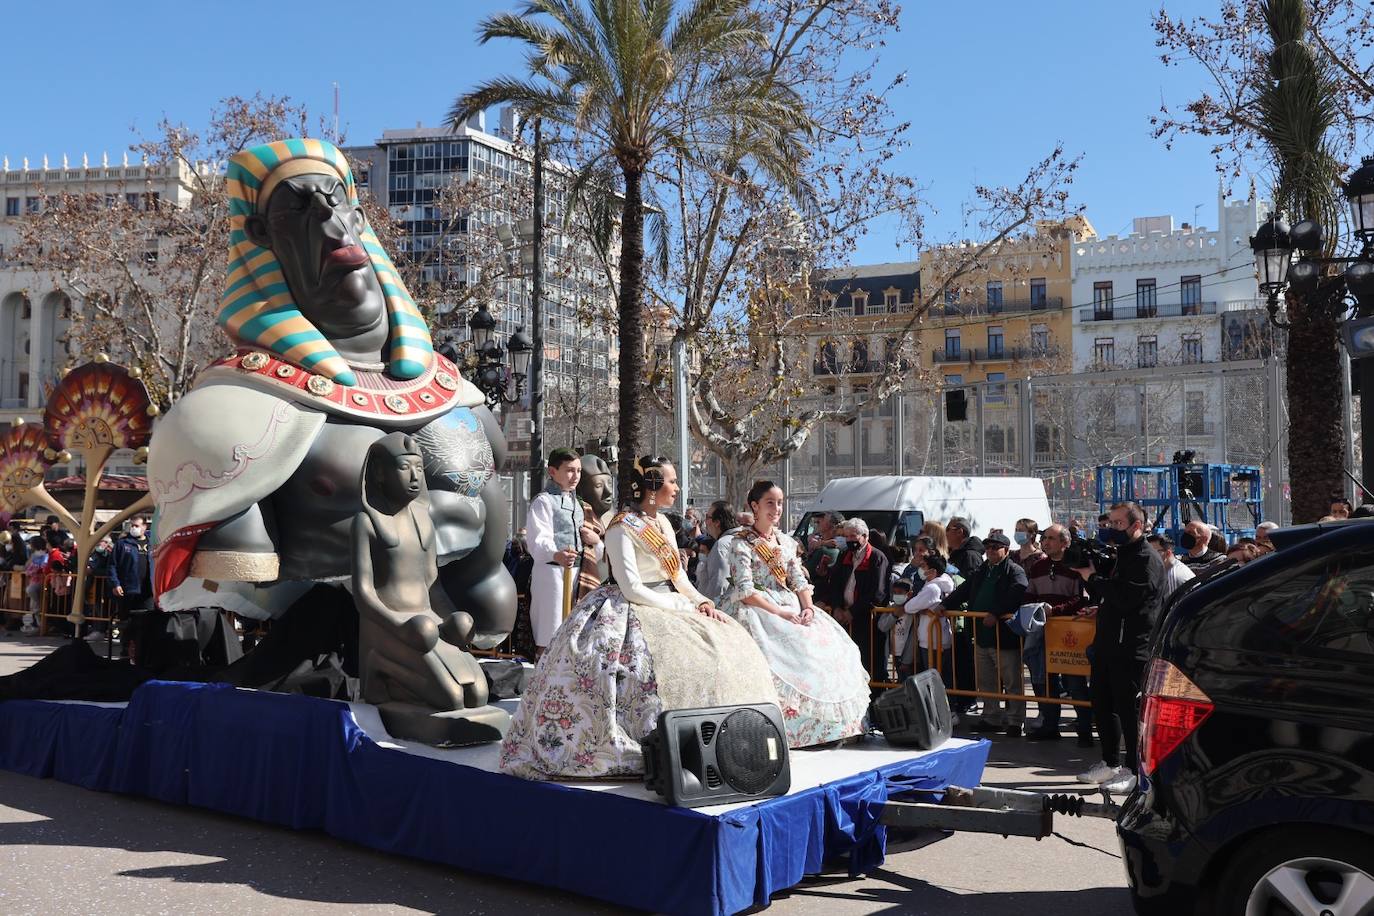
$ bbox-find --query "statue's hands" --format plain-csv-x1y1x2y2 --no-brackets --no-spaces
438,611,475,649
579,524,600,546
399,615,440,653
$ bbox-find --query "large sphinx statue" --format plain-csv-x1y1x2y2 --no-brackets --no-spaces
148,139,515,738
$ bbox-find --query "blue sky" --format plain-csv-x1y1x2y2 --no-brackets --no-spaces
4,1,1260,263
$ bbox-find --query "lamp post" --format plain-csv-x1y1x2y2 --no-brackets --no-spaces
1249,160,1374,495
464,301,531,409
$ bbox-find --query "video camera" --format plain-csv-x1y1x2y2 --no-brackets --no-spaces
1065,531,1116,577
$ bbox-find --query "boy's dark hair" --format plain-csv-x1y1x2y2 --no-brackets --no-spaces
547,447,581,469
921,552,948,576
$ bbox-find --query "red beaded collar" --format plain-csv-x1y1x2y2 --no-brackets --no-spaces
199,348,481,423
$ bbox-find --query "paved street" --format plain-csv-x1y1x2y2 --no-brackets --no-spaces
0,637,1131,915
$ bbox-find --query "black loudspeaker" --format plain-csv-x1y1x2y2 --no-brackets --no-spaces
869,670,953,750
945,389,967,422
642,704,791,808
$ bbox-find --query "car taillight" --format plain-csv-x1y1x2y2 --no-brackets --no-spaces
1140,658,1213,775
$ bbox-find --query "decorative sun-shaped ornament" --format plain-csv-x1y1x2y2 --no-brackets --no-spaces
44,361,155,454
0,422,53,512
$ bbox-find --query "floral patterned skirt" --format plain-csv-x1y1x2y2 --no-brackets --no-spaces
724,592,872,749
498,584,778,781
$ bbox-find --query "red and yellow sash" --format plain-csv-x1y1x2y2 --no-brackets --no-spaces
741,528,790,588
608,510,681,579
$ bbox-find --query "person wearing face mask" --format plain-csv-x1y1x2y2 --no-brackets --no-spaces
1023,524,1093,745
1178,520,1224,571
109,518,155,655
1013,518,1044,568
894,552,956,684
1073,502,1165,795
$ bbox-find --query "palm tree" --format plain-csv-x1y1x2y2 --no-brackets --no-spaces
449,0,813,497
1255,0,1348,520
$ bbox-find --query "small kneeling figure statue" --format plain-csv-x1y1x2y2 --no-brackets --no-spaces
353,432,510,745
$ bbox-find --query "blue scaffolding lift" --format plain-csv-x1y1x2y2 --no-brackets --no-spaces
1095,463,1263,544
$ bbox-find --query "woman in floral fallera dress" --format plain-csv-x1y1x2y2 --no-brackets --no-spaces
498,457,778,781
719,481,871,748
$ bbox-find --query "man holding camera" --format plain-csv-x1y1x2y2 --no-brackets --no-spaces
1073,501,1164,794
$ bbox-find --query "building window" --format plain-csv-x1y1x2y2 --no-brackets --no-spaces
1137,335,1158,368
945,374,963,386
885,290,899,312
987,371,1006,403
1186,390,1207,436
1094,337,1115,366
1136,279,1157,318
944,328,961,358
1030,324,1049,354
986,280,1003,312
4,198,17,217
943,287,960,316
850,339,869,372
987,325,1004,358
1182,333,1203,364
821,293,836,313
1029,278,1047,308
814,341,839,375
1093,282,1114,320
125,193,139,209
1181,275,1202,314
852,291,867,316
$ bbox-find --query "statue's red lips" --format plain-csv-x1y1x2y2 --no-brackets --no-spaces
323,244,369,270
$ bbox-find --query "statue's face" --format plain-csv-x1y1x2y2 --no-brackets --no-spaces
245,172,385,339
381,452,425,507
579,472,614,515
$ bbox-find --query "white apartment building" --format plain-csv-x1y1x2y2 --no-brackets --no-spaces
0,154,200,424
1069,194,1269,463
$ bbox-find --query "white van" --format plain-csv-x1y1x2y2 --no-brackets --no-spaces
792,475,1053,546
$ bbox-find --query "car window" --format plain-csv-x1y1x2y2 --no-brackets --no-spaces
1242,546,1374,658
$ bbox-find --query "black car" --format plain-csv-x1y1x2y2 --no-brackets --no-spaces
1119,520,1374,915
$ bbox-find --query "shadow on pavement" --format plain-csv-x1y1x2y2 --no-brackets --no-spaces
770,867,1129,915
0,769,625,914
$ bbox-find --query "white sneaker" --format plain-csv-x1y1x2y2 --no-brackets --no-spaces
1102,769,1138,794
1077,761,1117,784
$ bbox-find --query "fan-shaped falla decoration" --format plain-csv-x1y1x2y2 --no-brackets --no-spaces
44,359,155,455
0,421,53,512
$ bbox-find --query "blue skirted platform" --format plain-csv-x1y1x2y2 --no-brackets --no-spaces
0,681,988,915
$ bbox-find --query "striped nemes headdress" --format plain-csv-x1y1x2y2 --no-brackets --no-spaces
221,138,432,386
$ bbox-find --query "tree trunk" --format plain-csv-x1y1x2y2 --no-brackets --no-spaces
616,165,647,501
1285,286,1345,522
721,454,760,510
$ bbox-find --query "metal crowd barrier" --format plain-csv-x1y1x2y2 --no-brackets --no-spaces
850,604,1093,709
0,569,120,635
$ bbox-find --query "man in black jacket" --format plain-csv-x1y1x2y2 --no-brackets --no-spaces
1074,501,1164,794
945,517,984,577
833,518,890,681
937,532,1029,736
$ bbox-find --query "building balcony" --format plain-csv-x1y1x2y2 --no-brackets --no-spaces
937,296,1063,319
1078,301,1217,322
930,345,1061,365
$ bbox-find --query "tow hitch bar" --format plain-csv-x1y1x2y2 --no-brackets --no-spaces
879,785,1121,840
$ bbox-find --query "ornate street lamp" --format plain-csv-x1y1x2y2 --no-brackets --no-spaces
1249,214,1293,305
1252,157,1374,494
464,303,530,408
1345,156,1374,244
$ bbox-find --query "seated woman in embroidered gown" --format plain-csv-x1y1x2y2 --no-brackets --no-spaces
498,457,778,781
718,481,871,749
